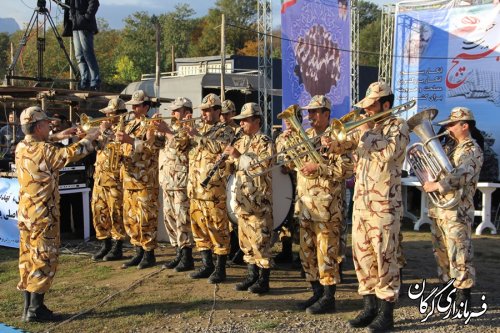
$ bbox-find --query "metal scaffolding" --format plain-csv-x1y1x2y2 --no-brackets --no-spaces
350,0,360,104
257,0,273,135
378,4,396,84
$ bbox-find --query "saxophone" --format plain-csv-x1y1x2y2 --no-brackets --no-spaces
104,114,125,172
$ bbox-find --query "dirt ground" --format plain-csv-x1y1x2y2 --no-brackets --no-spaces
0,227,499,333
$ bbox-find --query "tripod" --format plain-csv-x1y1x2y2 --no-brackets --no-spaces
5,0,79,86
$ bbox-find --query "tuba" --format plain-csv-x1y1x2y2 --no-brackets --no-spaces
406,108,461,209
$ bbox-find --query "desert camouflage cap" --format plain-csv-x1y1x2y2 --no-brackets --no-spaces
170,97,193,111
125,90,150,105
437,106,475,126
232,102,263,120
221,100,236,114
196,93,221,109
20,106,56,125
355,81,392,108
302,95,331,110
100,98,126,113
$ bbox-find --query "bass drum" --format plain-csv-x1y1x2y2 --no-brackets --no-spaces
226,168,294,231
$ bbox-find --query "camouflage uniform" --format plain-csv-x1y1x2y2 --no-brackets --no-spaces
159,122,194,249
227,131,274,268
187,122,234,255
91,123,125,242
428,137,483,289
121,118,163,251
351,116,409,302
297,127,354,286
16,135,94,293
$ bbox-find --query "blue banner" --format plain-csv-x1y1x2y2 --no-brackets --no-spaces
281,0,351,121
393,4,500,153
0,177,20,248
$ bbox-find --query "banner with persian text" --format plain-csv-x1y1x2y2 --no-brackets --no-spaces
393,3,500,152
0,177,20,248
281,0,351,120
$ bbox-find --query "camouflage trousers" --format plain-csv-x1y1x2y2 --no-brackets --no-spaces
190,199,230,255
18,220,60,293
91,183,125,241
237,209,273,269
123,187,159,251
431,217,475,289
162,188,194,249
352,208,401,302
299,217,342,285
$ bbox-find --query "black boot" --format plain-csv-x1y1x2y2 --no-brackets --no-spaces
297,281,323,310
121,246,144,268
103,239,123,261
235,264,259,291
26,293,60,322
274,238,293,263
208,254,227,284
92,238,112,261
456,288,472,309
175,247,195,272
137,250,156,269
306,284,336,314
190,250,215,279
21,291,30,322
248,268,270,294
367,300,395,333
348,294,379,328
162,247,182,269
228,249,245,265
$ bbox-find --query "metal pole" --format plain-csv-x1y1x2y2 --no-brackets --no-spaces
171,45,175,73
69,37,74,90
220,13,226,101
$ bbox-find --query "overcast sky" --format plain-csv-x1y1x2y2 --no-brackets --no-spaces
2,0,389,30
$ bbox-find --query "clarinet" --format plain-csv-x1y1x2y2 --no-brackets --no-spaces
200,129,243,188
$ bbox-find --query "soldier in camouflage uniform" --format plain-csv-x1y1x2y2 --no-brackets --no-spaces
423,107,484,308
157,97,195,272
345,82,409,332
185,93,235,283
224,103,274,294
220,99,239,131
16,106,99,322
290,96,353,314
91,98,127,262
116,90,164,269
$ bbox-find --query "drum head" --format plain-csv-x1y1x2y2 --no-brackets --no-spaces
226,169,294,231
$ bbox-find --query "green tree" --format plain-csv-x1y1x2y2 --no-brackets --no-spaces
0,33,9,80
357,0,381,28
192,0,257,56
359,16,381,67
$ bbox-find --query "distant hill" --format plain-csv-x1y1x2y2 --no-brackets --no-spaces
0,18,19,34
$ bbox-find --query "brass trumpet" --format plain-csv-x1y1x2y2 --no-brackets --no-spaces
80,113,126,132
174,116,202,125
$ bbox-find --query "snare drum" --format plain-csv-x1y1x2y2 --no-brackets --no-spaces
226,168,294,231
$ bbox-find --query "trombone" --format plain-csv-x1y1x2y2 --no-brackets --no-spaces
248,100,416,176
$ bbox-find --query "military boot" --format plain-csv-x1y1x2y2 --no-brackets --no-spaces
26,293,60,322
137,250,156,269
348,294,379,328
456,288,472,309
235,264,259,291
175,247,195,272
297,281,323,310
121,246,144,268
367,300,395,333
103,239,123,261
306,284,336,314
163,247,182,269
92,238,112,261
21,291,30,322
190,250,215,279
208,254,227,284
248,268,270,294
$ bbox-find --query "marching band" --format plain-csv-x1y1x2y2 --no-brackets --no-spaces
13,82,484,332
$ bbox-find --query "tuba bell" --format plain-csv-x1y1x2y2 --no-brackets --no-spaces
406,108,461,209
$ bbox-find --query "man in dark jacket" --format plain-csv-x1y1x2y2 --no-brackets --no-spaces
66,0,101,91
